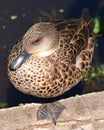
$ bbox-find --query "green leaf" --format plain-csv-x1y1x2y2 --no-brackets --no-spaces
93,17,100,34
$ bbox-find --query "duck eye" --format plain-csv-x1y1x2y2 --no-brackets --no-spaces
35,38,41,43
31,37,41,45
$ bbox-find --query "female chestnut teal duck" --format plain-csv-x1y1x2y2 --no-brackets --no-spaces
8,9,94,124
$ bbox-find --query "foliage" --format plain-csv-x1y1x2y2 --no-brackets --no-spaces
84,64,104,82
93,17,100,34
0,103,7,109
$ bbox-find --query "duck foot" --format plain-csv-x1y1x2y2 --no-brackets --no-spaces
37,102,65,125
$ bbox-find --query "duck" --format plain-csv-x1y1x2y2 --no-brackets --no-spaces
7,8,95,124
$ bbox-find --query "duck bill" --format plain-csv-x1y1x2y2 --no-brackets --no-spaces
9,49,31,71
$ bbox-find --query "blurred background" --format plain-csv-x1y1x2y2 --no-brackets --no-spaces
0,0,104,108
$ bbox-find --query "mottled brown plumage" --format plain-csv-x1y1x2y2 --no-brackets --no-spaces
7,9,94,123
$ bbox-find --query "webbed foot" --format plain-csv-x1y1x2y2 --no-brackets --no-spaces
37,102,65,125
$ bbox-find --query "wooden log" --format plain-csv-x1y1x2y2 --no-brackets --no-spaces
0,91,104,130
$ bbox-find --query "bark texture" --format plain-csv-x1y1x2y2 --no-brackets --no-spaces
0,91,104,130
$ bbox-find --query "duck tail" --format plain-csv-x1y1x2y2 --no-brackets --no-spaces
82,8,95,33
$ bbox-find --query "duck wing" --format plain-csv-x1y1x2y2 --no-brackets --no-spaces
52,8,95,60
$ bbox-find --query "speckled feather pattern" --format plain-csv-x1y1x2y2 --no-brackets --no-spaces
8,10,94,98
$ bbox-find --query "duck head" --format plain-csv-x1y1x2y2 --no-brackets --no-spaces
10,22,59,70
